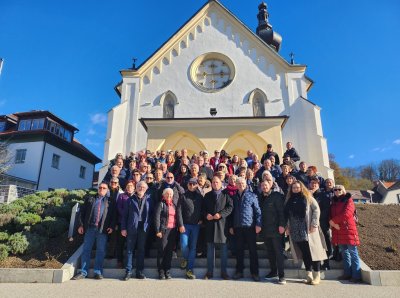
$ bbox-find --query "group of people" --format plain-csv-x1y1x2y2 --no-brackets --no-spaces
72,142,362,285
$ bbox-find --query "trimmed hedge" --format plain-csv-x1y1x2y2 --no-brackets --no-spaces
0,244,8,261
0,188,94,258
8,232,29,255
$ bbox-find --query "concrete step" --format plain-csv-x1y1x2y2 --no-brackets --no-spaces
95,258,343,270
87,268,344,280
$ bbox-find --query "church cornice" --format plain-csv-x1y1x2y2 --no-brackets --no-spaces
119,1,309,93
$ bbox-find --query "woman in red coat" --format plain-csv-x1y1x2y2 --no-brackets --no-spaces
329,185,361,283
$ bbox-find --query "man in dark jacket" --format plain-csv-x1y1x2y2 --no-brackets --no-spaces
203,176,233,280
72,183,115,280
295,161,309,186
258,180,286,284
121,181,153,280
261,144,280,165
230,177,262,281
177,178,203,279
283,142,300,163
197,156,214,181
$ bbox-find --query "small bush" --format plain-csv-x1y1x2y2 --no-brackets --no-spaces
36,217,69,238
64,190,86,202
0,203,25,216
14,212,42,229
0,244,9,261
8,232,29,255
48,196,64,207
36,191,53,199
53,189,69,198
24,232,46,254
0,232,9,242
0,213,15,227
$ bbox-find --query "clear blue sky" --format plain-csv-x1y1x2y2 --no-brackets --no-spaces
1,0,399,169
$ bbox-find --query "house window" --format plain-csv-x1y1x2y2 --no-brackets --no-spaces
18,119,32,131
79,166,86,179
64,130,72,142
15,149,27,164
31,118,45,130
51,154,60,169
0,122,5,132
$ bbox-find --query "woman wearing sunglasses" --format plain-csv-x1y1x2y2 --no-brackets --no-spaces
330,185,361,283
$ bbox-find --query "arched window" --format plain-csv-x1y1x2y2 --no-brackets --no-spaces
163,96,175,118
253,97,265,117
248,88,268,117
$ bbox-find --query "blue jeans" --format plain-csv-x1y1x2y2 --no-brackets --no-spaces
339,244,361,279
126,228,147,274
180,224,200,270
79,227,108,276
207,243,228,274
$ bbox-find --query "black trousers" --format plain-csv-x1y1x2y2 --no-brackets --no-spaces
115,225,126,263
265,236,285,277
157,228,177,272
296,240,321,272
321,229,332,258
235,227,259,275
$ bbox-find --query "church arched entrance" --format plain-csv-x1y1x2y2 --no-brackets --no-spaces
158,130,206,157
222,130,268,158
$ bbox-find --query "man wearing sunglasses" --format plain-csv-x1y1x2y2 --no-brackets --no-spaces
73,182,116,280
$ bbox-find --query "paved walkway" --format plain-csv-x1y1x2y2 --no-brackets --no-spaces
0,278,398,298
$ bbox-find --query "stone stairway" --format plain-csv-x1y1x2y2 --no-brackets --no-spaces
86,244,344,280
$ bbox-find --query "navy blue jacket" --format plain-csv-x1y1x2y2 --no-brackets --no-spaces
231,190,262,228
121,193,153,233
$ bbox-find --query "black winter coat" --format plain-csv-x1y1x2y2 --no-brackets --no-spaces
177,190,203,226
203,191,233,243
79,194,116,234
258,191,285,238
315,189,333,231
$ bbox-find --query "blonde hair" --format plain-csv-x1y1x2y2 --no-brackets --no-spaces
285,181,313,205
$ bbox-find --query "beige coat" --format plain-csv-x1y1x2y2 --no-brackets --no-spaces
288,197,328,262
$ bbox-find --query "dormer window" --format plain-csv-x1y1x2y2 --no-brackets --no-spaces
0,122,5,132
18,118,45,131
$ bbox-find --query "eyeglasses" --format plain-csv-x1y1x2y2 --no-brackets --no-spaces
166,176,174,179
188,182,198,186
98,187,107,190
146,177,154,180
333,189,342,192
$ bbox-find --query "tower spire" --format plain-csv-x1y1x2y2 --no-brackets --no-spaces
256,2,282,52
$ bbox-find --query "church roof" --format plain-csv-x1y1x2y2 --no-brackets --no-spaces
116,0,312,95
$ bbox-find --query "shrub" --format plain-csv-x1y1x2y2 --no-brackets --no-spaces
36,217,69,238
0,244,9,261
48,196,64,207
64,190,86,202
14,212,42,229
0,213,15,228
0,203,25,216
53,189,69,198
0,231,9,242
24,232,46,254
8,232,29,255
36,191,53,199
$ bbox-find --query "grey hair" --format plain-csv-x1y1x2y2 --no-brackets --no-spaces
136,181,148,190
162,188,174,196
262,170,272,180
236,177,246,185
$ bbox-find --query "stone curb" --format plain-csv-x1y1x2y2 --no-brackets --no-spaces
0,244,83,284
360,258,400,286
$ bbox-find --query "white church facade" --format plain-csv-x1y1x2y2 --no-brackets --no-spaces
102,0,333,178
